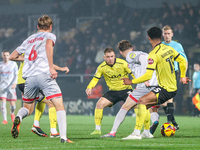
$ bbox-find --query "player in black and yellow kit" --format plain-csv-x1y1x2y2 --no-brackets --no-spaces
17,55,69,138
121,27,190,139
86,47,135,135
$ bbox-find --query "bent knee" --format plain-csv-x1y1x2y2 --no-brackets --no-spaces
96,98,112,109
138,97,147,105
96,101,105,109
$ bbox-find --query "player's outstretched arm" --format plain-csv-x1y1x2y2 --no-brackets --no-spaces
10,50,24,61
86,77,99,96
122,69,154,85
53,65,70,74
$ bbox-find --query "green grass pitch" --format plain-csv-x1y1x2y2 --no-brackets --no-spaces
0,115,200,150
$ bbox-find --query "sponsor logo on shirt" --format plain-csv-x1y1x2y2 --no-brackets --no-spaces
1,71,11,76
148,58,154,64
129,53,136,59
116,68,121,72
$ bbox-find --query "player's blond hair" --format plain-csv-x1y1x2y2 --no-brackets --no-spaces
38,15,53,30
104,47,115,54
162,25,173,32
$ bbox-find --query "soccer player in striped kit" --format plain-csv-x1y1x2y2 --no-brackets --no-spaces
10,15,73,143
0,50,18,124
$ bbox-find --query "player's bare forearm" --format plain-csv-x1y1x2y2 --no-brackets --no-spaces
10,50,24,61
46,39,57,79
46,39,54,69
53,65,70,74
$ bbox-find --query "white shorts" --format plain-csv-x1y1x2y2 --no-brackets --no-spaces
0,88,17,101
129,87,154,103
23,74,62,102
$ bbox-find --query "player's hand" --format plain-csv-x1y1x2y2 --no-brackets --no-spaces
144,81,150,87
50,68,58,79
85,88,92,96
60,67,70,74
11,84,16,89
121,78,132,85
180,77,191,84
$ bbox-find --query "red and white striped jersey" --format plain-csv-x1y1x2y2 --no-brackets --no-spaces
16,31,56,79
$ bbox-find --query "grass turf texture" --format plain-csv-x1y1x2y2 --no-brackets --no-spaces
0,115,199,150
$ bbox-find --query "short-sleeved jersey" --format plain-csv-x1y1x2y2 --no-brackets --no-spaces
0,61,18,91
192,71,200,89
126,51,157,88
162,40,187,71
147,43,181,92
88,58,133,91
16,32,56,79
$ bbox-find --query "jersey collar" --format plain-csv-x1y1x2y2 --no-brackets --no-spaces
154,42,162,49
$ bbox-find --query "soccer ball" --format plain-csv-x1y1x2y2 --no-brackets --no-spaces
160,123,176,137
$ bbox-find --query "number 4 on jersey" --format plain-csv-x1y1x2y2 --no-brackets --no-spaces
28,45,37,61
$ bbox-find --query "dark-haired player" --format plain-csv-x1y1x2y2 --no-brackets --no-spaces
121,26,189,139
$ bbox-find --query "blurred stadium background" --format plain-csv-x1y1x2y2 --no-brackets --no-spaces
0,0,199,116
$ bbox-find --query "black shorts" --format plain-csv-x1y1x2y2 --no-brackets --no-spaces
17,83,45,102
17,83,25,93
102,89,133,107
151,86,177,105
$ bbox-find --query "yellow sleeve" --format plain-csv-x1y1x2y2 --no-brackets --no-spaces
87,77,99,89
132,69,154,84
87,65,102,89
174,54,186,77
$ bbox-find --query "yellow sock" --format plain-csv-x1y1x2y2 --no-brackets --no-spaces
135,104,146,130
34,101,46,121
94,109,103,126
144,109,150,130
49,107,57,129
